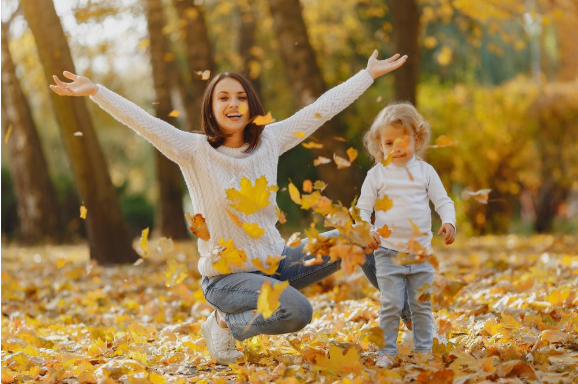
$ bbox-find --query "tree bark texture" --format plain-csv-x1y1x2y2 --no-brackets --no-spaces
144,0,189,240
20,0,138,264
268,0,362,205
390,0,420,106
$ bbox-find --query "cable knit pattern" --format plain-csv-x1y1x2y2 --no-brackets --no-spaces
91,69,374,277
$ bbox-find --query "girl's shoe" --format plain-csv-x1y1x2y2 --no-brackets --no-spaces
201,311,244,365
376,354,395,368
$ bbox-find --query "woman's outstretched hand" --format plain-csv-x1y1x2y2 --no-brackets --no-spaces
50,71,99,97
366,50,408,79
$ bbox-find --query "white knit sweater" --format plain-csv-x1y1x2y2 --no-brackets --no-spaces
91,70,374,277
357,156,456,253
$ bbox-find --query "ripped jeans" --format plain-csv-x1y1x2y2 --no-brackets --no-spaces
202,229,412,340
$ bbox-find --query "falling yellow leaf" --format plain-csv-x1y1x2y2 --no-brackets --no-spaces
226,208,243,227
212,238,248,274
294,131,306,138
257,280,289,319
375,195,393,212
376,224,392,238
56,259,66,268
288,181,301,204
196,70,211,80
313,156,332,166
302,141,323,149
168,110,180,117
251,255,285,275
185,213,211,241
313,180,327,192
333,154,351,169
226,176,278,215
464,188,492,204
346,147,358,163
80,204,87,219
140,227,149,255
329,244,366,275
314,345,364,375
239,103,248,115
242,222,265,239
303,180,313,193
253,112,275,125
276,206,287,224
333,136,346,142
381,151,394,167
164,259,188,287
4,125,13,143
286,232,301,247
430,135,457,148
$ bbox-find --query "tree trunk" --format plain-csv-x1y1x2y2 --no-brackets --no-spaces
1,22,62,244
144,0,189,240
172,0,215,131
268,0,362,206
238,1,262,97
390,0,419,106
20,0,138,264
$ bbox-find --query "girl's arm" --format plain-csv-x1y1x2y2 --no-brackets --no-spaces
267,52,407,155
427,165,456,230
51,71,198,164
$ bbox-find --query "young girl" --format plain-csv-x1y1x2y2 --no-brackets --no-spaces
357,102,456,368
50,51,408,365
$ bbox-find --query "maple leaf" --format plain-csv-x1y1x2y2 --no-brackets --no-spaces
329,243,366,275
375,195,393,212
257,280,289,319
313,180,327,192
242,222,264,238
185,213,211,241
253,112,275,125
225,208,243,227
302,180,313,193
288,181,301,204
314,345,363,375
346,147,358,162
286,232,301,247
376,224,392,238
302,142,323,149
313,156,332,166
464,188,492,204
226,176,278,215
251,255,285,275
80,204,87,219
140,227,149,256
333,153,351,169
212,238,248,274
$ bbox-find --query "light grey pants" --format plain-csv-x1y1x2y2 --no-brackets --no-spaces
375,247,434,355
202,229,412,340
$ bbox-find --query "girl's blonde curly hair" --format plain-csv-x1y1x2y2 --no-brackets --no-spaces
363,102,431,164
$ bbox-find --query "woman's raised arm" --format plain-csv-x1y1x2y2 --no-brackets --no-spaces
50,71,199,164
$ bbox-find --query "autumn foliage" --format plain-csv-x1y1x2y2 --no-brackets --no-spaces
2,234,577,383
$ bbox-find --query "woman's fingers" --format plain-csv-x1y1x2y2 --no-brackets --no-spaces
52,75,70,89
50,84,72,96
63,71,78,80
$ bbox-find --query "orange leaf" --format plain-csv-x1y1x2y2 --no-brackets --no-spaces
333,153,351,169
257,280,289,319
346,147,358,162
253,112,275,126
303,254,324,266
185,213,211,241
376,224,392,238
276,206,287,224
329,244,366,275
286,232,301,247
225,208,243,227
430,135,457,148
303,180,313,193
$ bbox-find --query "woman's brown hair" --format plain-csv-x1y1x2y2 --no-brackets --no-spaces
201,72,265,153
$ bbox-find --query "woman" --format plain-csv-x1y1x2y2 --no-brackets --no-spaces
50,50,409,364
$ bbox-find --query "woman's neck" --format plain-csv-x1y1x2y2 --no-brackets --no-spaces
222,132,245,148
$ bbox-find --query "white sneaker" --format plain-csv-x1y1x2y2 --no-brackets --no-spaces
376,354,395,368
201,311,244,365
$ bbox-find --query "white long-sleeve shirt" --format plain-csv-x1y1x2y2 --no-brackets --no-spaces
356,156,455,253
90,70,375,277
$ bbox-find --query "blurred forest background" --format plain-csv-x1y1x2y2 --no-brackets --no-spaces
2,0,577,262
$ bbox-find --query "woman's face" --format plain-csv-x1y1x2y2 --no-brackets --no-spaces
212,77,250,137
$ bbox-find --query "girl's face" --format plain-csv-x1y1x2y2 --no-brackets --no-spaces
379,123,418,165
212,77,250,138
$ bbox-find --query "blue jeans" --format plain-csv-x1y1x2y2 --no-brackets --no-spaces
375,247,434,355
202,229,412,340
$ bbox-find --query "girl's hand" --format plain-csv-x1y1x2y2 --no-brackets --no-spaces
367,231,381,250
50,71,99,97
438,223,455,245
365,50,408,80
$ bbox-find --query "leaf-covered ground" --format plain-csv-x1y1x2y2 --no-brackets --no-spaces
2,235,577,383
